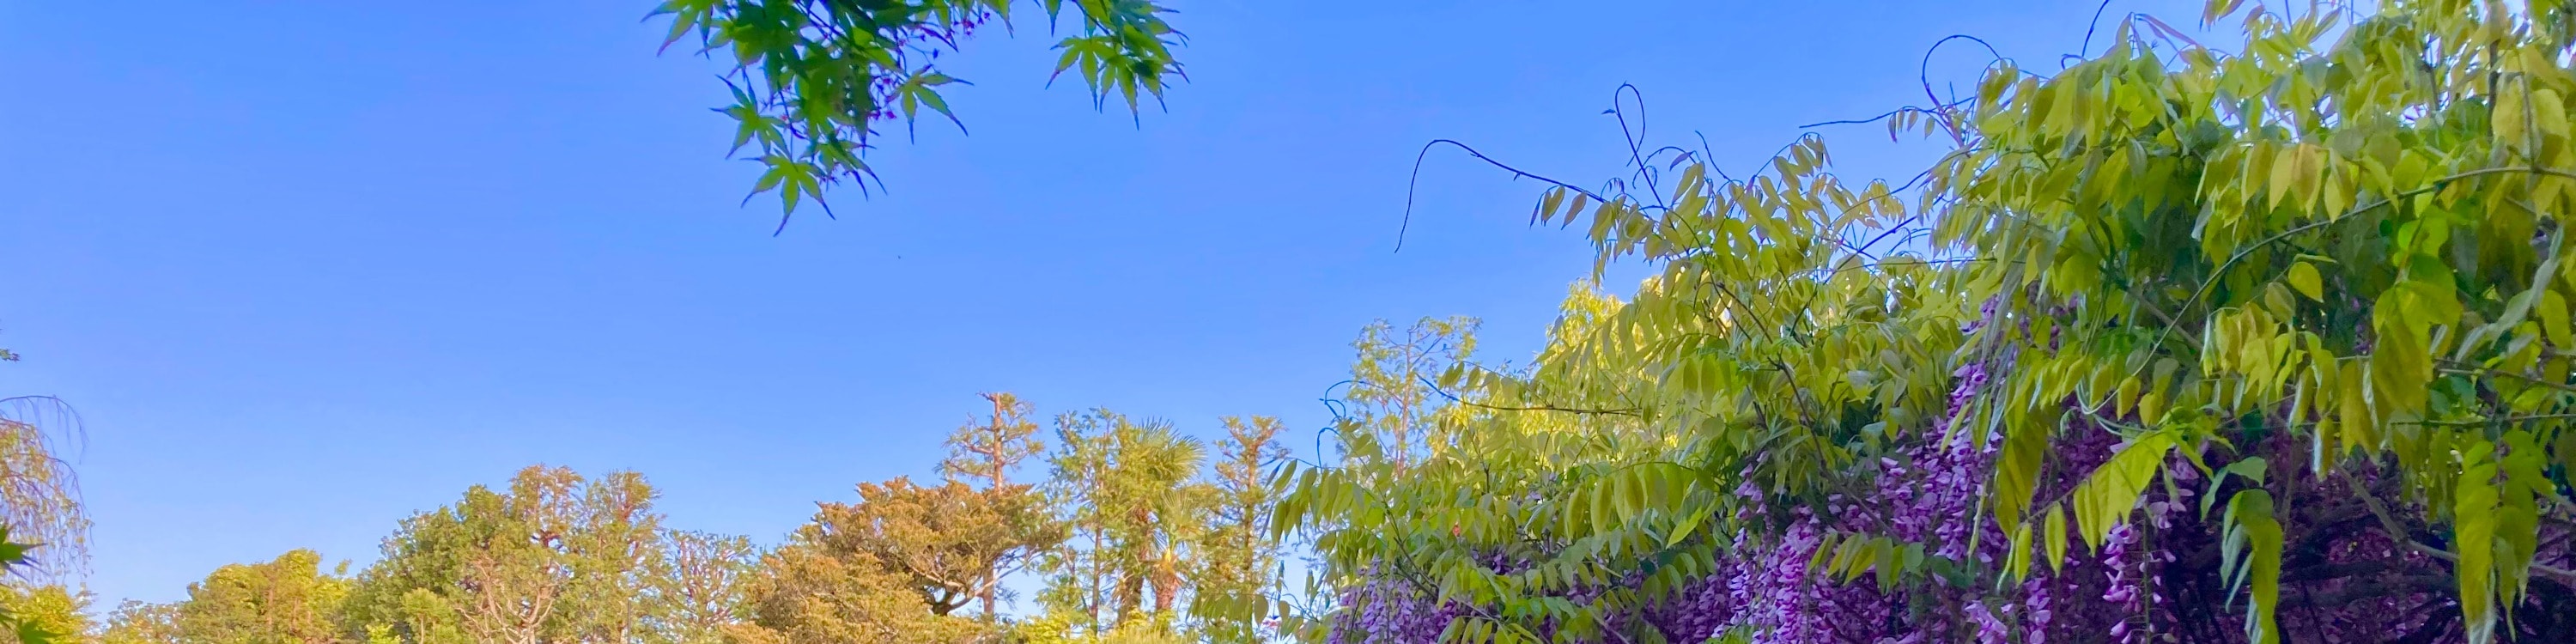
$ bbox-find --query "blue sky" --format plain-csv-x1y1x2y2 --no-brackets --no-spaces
0,0,2195,609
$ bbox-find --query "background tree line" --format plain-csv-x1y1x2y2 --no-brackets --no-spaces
0,393,1290,644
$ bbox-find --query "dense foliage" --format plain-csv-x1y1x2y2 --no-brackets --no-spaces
0,532,81,644
1277,2,2576,643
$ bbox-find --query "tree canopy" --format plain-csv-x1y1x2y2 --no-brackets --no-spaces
175,550,348,644
91,400,1293,644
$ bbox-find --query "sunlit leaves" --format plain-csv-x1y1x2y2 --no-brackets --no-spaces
1811,532,1931,593
0,527,61,644
653,0,1184,228
2219,490,2282,644
2071,433,2175,554
2455,440,2506,643
1294,1,2576,642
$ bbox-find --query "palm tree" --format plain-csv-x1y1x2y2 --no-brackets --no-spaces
1103,418,1207,630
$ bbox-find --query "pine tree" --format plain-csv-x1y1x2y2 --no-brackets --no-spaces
942,392,1045,490
940,392,1048,619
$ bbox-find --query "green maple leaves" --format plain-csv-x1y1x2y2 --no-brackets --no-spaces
653,0,1183,230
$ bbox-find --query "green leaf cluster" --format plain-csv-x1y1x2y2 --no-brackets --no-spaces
650,0,1183,227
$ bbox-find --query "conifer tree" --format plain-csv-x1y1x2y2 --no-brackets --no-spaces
941,392,1049,619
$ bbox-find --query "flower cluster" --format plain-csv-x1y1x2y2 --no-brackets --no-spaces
1326,574,1468,644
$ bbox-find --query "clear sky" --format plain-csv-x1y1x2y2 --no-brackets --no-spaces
0,0,2196,609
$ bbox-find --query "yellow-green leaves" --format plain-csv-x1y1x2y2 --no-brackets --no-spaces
1989,406,2053,538
2496,432,2550,604
2498,82,2527,148
1916,3,2576,635
2457,440,2501,644
2041,503,2070,575
2285,262,2324,301
2199,457,2267,519
2370,279,2456,416
2538,290,2571,349
1814,532,1928,593
2531,85,2572,165
1301,3,2576,641
2336,359,2376,453
1665,503,1715,550
2220,490,2283,644
2266,143,2330,212
2446,432,2551,644
2070,433,2176,553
